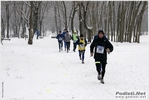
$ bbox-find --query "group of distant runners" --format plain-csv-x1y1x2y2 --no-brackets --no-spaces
56,29,87,63
56,28,114,84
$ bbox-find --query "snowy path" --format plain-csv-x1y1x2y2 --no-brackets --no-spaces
0,35,148,99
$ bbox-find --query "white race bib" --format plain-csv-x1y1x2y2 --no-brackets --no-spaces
73,40,77,43
59,38,63,41
96,46,104,54
80,44,85,49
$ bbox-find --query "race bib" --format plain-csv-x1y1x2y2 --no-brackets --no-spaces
59,37,63,41
73,40,77,43
80,44,85,49
96,46,104,54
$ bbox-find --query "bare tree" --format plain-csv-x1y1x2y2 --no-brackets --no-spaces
54,2,59,35
135,1,148,43
78,2,83,35
62,1,68,29
13,1,19,38
33,1,42,39
1,1,148,44
28,1,34,44
81,1,93,42
6,2,10,38
70,1,79,33
39,1,48,37
1,18,5,38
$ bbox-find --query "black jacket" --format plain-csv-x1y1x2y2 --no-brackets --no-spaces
90,37,113,61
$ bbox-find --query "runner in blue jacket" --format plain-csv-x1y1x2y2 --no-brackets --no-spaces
56,31,64,52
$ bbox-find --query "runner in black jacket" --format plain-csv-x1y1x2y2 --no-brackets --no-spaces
90,29,113,84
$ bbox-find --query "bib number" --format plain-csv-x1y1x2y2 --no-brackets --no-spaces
96,46,104,54
59,37,63,41
80,44,85,49
73,40,77,43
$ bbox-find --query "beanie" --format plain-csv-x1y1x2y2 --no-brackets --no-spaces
80,34,84,37
98,29,104,35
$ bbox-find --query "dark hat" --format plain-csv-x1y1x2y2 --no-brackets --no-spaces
98,29,104,35
80,34,84,37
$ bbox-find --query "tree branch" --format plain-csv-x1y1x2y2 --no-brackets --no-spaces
16,7,28,24
23,1,31,7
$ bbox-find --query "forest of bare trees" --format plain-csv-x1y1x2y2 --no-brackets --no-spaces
1,1,148,45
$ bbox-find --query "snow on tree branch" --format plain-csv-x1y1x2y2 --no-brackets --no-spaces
16,7,28,24
23,1,31,7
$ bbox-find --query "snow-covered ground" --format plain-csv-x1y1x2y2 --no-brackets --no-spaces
0,35,148,99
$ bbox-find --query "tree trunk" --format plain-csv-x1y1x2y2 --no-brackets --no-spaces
62,1,67,29
1,18,5,38
38,1,47,37
81,2,92,42
92,2,97,38
21,3,25,38
120,2,126,43
33,2,42,38
116,2,121,42
99,2,103,29
112,1,116,42
79,4,83,35
28,2,34,45
136,1,147,43
58,3,61,31
103,2,107,35
70,1,77,34
127,2,142,43
54,3,58,35
6,3,9,38
109,2,113,41
14,2,19,38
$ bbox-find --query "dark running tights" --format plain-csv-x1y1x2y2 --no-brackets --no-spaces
73,43,77,51
95,60,106,79
58,42,63,50
79,50,85,62
66,42,70,51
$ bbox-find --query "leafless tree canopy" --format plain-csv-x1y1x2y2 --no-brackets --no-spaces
1,1,148,44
